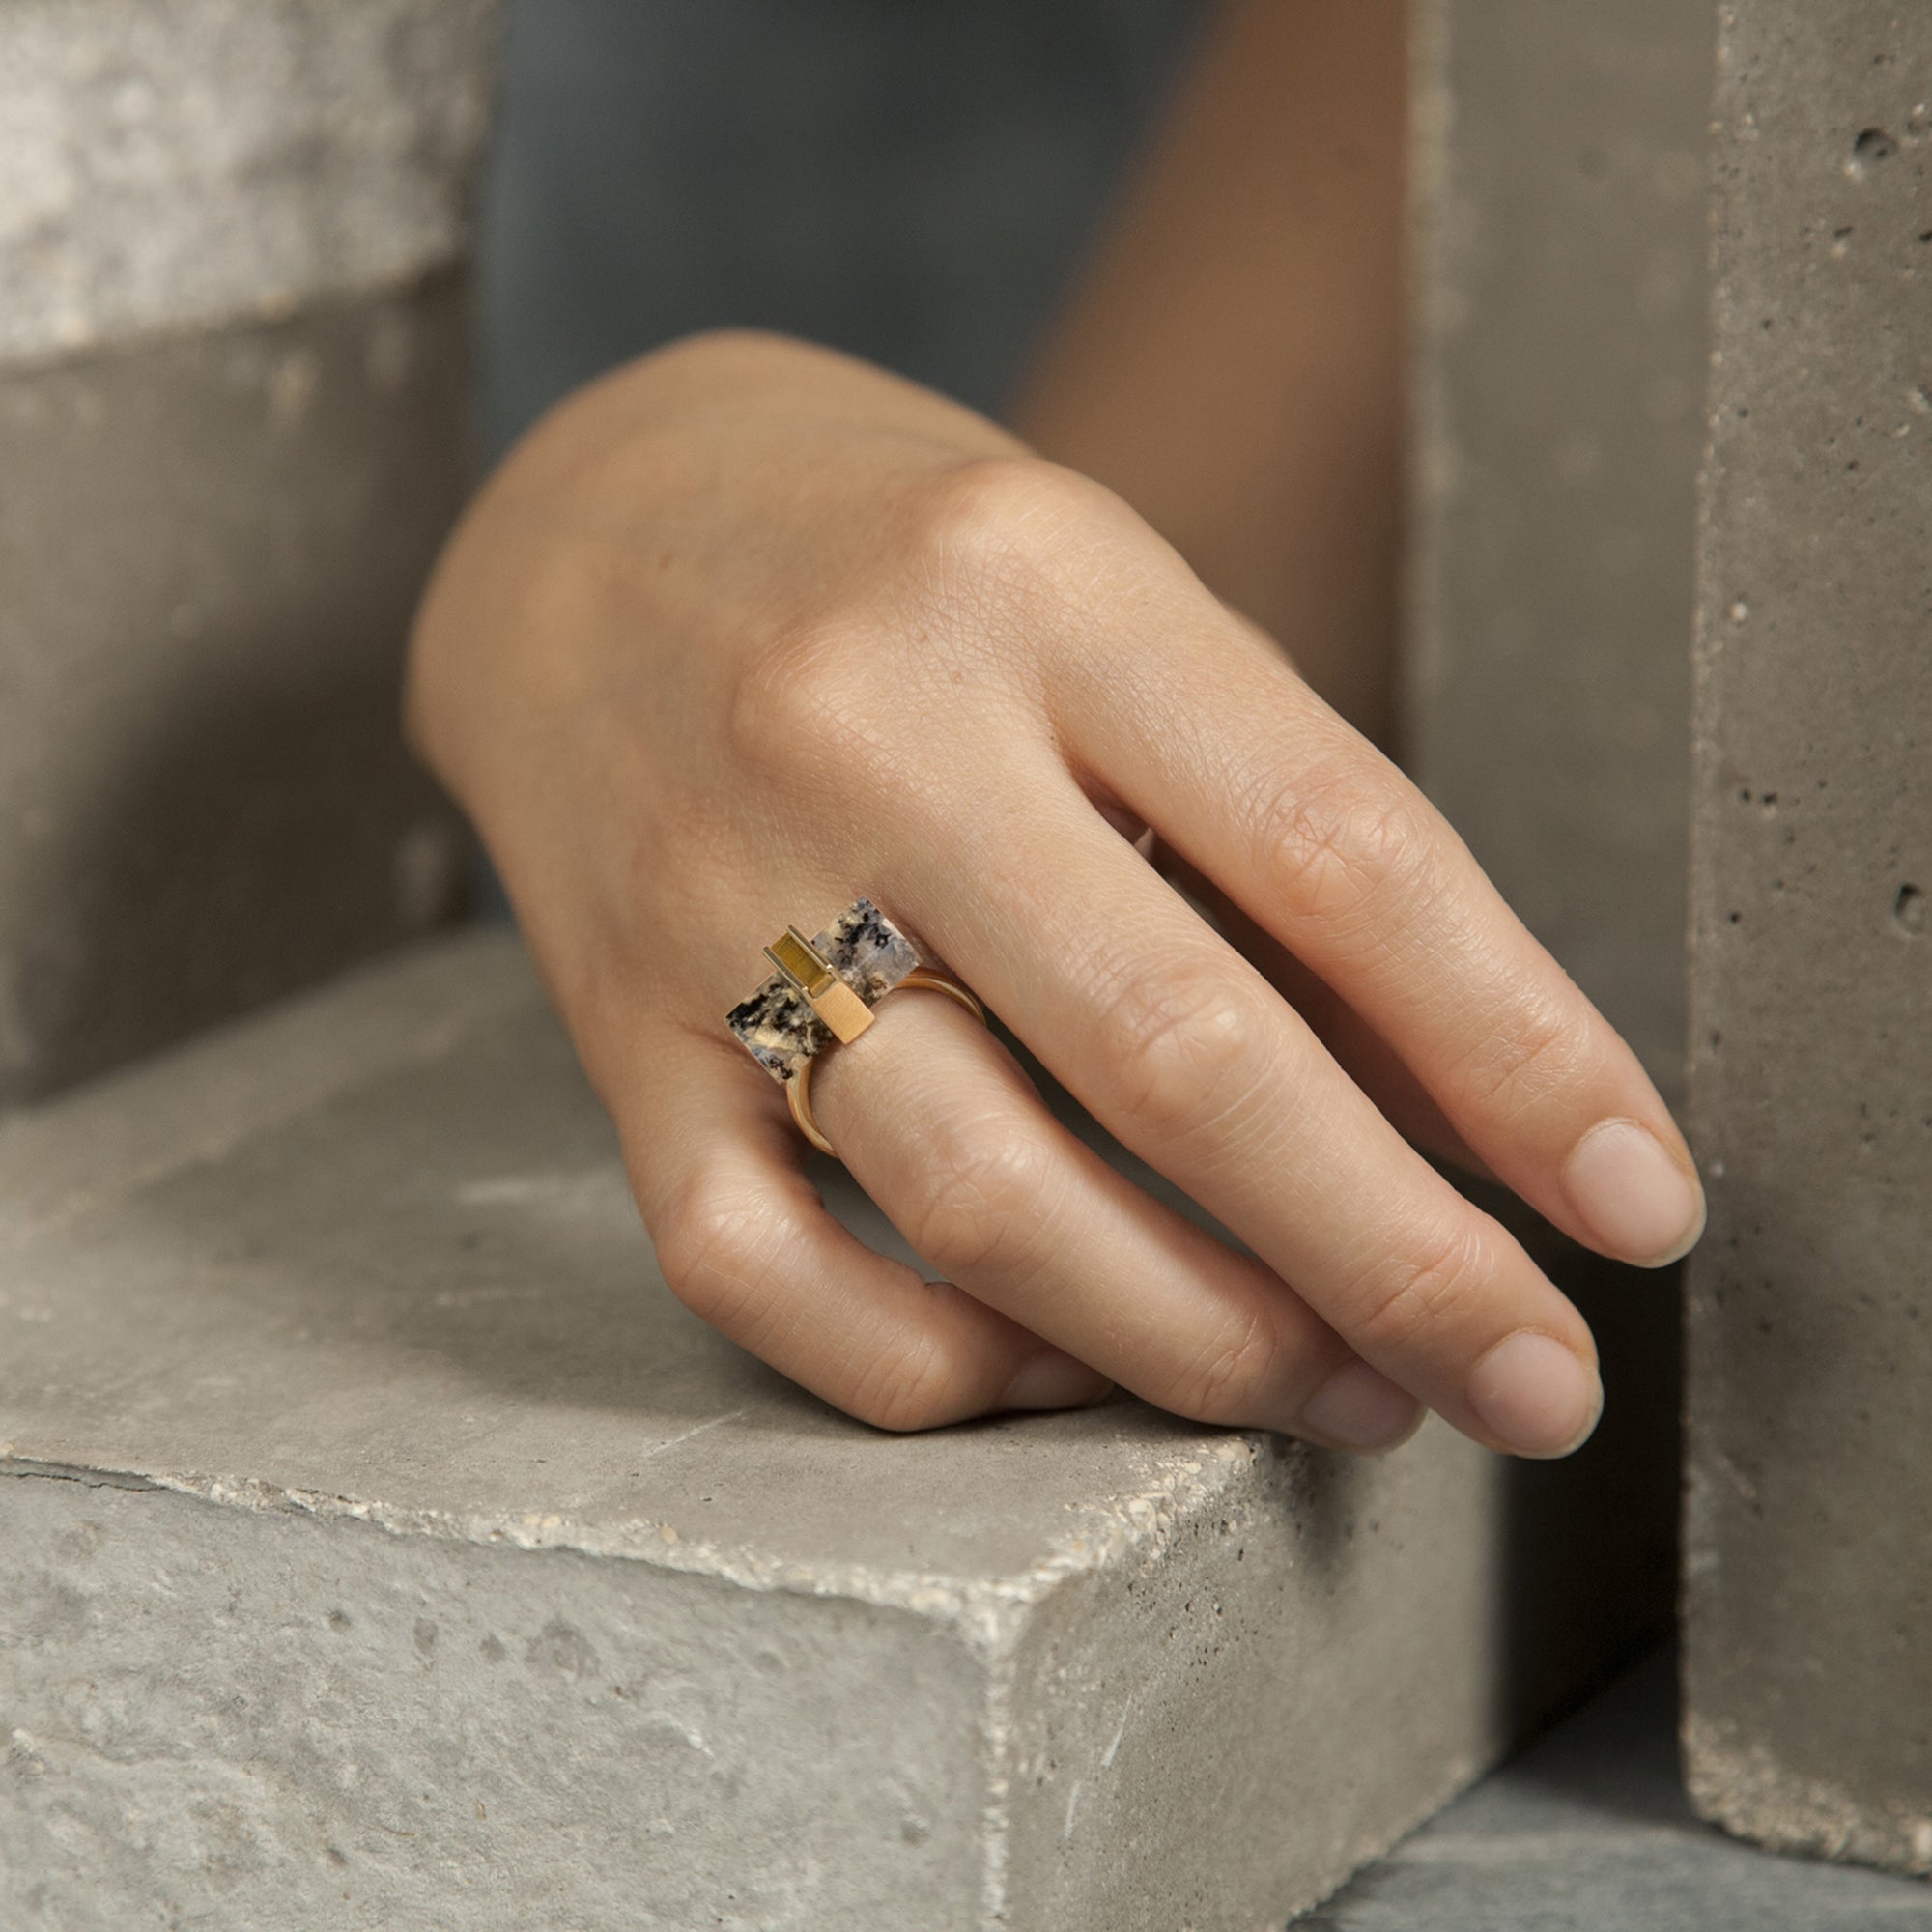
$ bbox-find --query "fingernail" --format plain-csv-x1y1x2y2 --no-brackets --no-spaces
1467,1331,1603,1457
1001,1350,1113,1412
1561,1118,1706,1266
1298,1359,1426,1453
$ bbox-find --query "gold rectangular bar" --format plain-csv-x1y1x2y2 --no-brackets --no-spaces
805,976,874,1043
766,927,874,1043
766,927,836,996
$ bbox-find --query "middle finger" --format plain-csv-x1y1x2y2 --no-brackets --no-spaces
881,772,1605,1458
806,979,1425,1453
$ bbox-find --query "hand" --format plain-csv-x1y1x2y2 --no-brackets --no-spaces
407,331,1704,1458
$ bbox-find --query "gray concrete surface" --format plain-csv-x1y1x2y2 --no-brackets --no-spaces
1,933,1672,1929
0,0,493,1108
0,0,497,365
1685,0,1932,1879
0,282,474,1108
1399,26,1709,1854
1407,0,1713,1104
1298,1650,1932,1929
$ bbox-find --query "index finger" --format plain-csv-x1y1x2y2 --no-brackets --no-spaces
1053,605,1706,1270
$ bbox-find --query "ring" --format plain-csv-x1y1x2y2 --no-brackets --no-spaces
724,896,988,1159
787,967,985,1156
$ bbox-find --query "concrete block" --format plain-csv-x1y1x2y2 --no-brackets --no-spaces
0,280,475,1107
0,0,497,1109
1408,0,1715,1100
0,934,1676,1929
0,0,498,365
1303,1651,1932,1930
1685,0,1932,1878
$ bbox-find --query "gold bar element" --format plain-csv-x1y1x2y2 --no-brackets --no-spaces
805,977,874,1043
766,927,836,996
765,927,874,1043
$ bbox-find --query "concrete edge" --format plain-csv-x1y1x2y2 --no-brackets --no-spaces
0,257,477,382
0,1432,1274,1927
0,1431,1266,1656
1684,1716,1932,1878
0,928,536,1240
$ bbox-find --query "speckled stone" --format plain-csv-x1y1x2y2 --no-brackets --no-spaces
725,896,919,1083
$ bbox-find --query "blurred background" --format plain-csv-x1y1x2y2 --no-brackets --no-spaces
479,0,1198,459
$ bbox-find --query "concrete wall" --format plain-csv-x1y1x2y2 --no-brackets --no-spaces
1403,0,1718,1739
0,0,497,1106
1407,0,1715,1103
1684,0,1932,1877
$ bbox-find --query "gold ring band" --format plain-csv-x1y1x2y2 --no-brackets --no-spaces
787,966,987,1158
724,897,986,1158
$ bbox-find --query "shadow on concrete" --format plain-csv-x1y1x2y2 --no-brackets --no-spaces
1480,1176,1683,1747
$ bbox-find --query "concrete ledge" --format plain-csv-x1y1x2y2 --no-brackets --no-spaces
1304,1650,1932,1930
1,935,1671,1927
0,277,474,1107
0,0,497,365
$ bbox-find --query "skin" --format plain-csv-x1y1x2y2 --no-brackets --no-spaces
1012,0,1406,748
406,0,1705,1460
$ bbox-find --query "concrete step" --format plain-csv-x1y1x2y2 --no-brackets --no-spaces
0,0,496,1109
1299,1649,1932,1930
0,933,1671,1929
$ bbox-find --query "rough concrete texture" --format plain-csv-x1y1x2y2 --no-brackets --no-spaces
0,0,497,365
0,277,475,1109
1407,0,1715,1102
1685,0,1932,1880
0,933,1677,1929
1299,1650,1932,1929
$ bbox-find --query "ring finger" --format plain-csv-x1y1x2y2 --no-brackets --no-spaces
879,775,1604,1459
807,979,1426,1453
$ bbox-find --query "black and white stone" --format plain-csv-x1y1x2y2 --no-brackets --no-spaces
724,897,919,1084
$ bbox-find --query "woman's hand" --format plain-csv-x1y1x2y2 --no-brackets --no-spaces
407,330,1704,1458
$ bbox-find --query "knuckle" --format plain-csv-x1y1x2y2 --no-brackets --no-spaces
898,457,1145,665
650,1167,981,1435
896,1113,1060,1278
1092,959,1270,1140
1255,764,1435,939
1340,1218,1495,1357
840,1331,965,1434
905,454,1098,582
724,611,887,777
725,459,1122,787
1159,1305,1287,1426
1441,994,1594,1123
650,1173,779,1335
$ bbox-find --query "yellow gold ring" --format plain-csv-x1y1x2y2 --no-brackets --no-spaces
724,896,989,1160
786,966,987,1158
